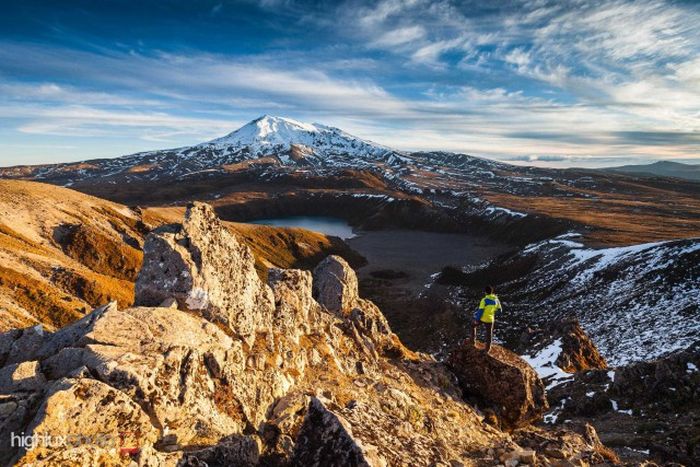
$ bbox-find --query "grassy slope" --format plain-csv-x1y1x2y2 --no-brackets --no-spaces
485,176,700,246
0,181,361,332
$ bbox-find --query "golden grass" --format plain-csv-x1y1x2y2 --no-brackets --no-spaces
0,265,85,329
57,222,143,281
485,192,700,246
0,222,51,256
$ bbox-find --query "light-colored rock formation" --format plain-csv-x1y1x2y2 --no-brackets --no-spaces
0,203,613,466
0,360,45,393
134,202,275,346
312,255,360,316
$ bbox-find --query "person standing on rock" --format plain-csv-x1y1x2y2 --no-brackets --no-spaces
469,285,502,354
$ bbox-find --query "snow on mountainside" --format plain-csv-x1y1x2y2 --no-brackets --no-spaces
202,115,394,160
508,234,700,365
0,115,409,182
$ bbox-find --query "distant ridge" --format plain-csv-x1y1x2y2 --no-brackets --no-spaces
604,160,700,181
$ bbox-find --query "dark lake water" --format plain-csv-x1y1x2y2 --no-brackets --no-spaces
250,216,355,239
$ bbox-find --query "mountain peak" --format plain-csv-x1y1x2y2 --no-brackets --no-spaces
202,115,392,160
207,115,328,147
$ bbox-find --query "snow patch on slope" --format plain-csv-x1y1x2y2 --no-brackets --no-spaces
521,236,700,365
521,339,573,390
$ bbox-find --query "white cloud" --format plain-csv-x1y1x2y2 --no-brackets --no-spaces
1,0,699,167
373,25,426,47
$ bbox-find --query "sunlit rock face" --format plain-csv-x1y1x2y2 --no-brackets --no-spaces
0,203,614,466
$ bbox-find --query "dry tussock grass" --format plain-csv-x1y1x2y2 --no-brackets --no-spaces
486,192,700,246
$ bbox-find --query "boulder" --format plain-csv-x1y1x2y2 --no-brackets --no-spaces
0,329,22,367
5,325,47,365
0,392,43,466
447,342,548,429
16,377,159,466
555,320,607,373
312,255,359,316
134,202,275,345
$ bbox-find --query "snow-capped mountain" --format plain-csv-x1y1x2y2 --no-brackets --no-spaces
202,115,394,162
0,115,410,183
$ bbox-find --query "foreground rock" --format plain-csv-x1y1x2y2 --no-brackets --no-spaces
447,342,548,429
0,203,611,466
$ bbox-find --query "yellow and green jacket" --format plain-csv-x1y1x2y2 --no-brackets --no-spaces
473,294,502,323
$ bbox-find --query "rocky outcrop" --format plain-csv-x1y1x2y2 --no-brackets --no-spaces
517,319,607,374
312,255,360,316
555,319,607,373
135,202,275,346
545,342,700,465
0,203,612,466
447,342,548,429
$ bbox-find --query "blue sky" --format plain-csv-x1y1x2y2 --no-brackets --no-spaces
1,0,699,167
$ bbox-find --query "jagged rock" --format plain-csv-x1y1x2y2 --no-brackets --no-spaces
291,397,379,467
134,202,275,345
268,268,315,343
0,202,617,466
0,329,22,367
312,255,359,316
516,319,606,374
267,392,310,437
0,360,45,392
555,320,607,373
0,392,42,466
311,255,405,360
261,391,311,462
5,325,47,365
447,342,548,429
31,301,118,362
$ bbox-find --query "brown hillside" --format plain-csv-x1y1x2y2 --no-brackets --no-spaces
0,181,363,331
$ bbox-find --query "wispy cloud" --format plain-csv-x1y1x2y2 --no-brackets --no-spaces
0,0,698,166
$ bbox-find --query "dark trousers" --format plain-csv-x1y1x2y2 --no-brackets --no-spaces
470,320,494,349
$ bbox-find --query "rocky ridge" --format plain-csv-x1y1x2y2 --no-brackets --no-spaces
0,203,614,466
438,233,700,366
546,342,700,465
